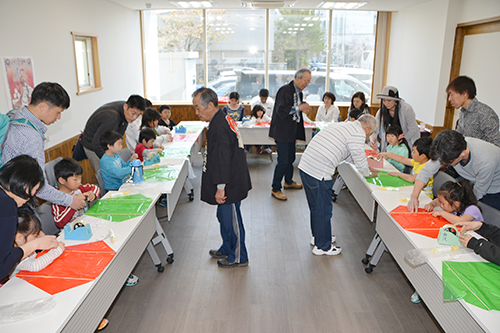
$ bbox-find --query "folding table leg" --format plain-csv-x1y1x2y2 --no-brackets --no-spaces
147,217,174,272
362,234,387,274
184,178,194,201
332,175,345,202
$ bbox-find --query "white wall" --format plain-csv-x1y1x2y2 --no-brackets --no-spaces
0,0,144,148
385,0,500,127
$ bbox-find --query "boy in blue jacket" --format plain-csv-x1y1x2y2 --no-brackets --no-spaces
99,130,138,191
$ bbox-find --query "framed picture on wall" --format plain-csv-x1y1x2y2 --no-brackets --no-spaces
2,57,36,110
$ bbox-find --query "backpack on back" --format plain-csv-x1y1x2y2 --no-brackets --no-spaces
0,109,43,168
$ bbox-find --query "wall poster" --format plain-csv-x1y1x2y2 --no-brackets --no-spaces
3,57,36,110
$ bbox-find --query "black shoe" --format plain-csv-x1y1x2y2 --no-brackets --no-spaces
209,249,227,259
217,257,249,268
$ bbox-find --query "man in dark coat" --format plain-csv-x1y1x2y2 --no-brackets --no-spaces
192,87,252,268
81,95,146,173
269,68,312,201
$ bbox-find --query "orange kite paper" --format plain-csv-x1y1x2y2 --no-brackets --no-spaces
390,205,450,238
16,241,115,295
172,134,198,143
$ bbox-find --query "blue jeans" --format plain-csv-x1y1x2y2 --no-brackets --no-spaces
217,202,248,263
272,141,296,192
300,170,333,251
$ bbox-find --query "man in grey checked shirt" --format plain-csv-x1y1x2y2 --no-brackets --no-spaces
447,75,500,147
2,82,86,210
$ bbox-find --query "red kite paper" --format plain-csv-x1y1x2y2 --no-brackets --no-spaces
16,241,115,295
254,122,270,127
172,134,198,143
390,205,450,238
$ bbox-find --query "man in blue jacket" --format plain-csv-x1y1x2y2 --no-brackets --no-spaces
192,87,252,268
269,68,311,201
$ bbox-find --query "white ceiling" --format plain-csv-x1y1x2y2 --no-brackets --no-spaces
108,0,432,11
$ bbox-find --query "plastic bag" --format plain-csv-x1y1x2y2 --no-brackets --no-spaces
391,205,450,238
85,194,152,222
143,166,180,182
442,261,500,311
160,147,191,158
171,134,198,143
405,246,471,266
16,241,115,295
365,171,414,187
0,296,55,323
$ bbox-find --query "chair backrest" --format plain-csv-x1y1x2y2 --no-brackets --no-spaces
478,202,500,228
432,171,456,198
37,202,60,236
119,148,132,162
45,157,63,188
95,169,107,197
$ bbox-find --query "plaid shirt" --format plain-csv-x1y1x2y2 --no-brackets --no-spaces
457,97,500,147
1,106,72,206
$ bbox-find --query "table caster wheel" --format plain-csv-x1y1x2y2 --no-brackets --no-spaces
332,194,337,202
156,264,164,273
167,255,174,264
365,264,374,274
361,255,371,265
188,189,194,201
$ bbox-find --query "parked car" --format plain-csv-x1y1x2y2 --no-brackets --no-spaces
215,82,236,104
196,75,236,91
331,67,373,88
233,69,371,103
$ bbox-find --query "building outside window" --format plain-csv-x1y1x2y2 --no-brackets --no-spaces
143,9,376,104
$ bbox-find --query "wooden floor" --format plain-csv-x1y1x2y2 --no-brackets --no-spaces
104,153,443,333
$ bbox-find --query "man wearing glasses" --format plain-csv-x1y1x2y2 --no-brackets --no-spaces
81,95,146,173
407,130,500,212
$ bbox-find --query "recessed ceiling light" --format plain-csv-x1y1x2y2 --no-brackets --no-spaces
318,2,367,10
240,1,297,8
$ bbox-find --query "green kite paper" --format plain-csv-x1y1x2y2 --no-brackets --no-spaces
84,194,153,222
161,147,191,158
143,166,180,182
442,260,500,311
365,170,414,187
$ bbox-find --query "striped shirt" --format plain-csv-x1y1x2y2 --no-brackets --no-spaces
15,246,64,273
299,121,370,180
1,106,72,206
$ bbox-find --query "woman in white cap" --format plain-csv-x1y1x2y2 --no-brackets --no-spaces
371,86,419,152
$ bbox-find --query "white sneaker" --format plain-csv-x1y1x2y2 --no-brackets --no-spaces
310,235,336,246
125,274,139,287
312,245,342,256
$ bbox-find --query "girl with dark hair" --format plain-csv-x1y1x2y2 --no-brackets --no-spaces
222,91,245,121
0,155,58,282
249,105,272,154
139,108,172,146
14,210,65,273
349,91,370,114
425,180,483,223
250,104,270,123
372,86,419,152
385,125,410,173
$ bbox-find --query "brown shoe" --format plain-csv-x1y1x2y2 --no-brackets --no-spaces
284,181,303,189
271,190,287,201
